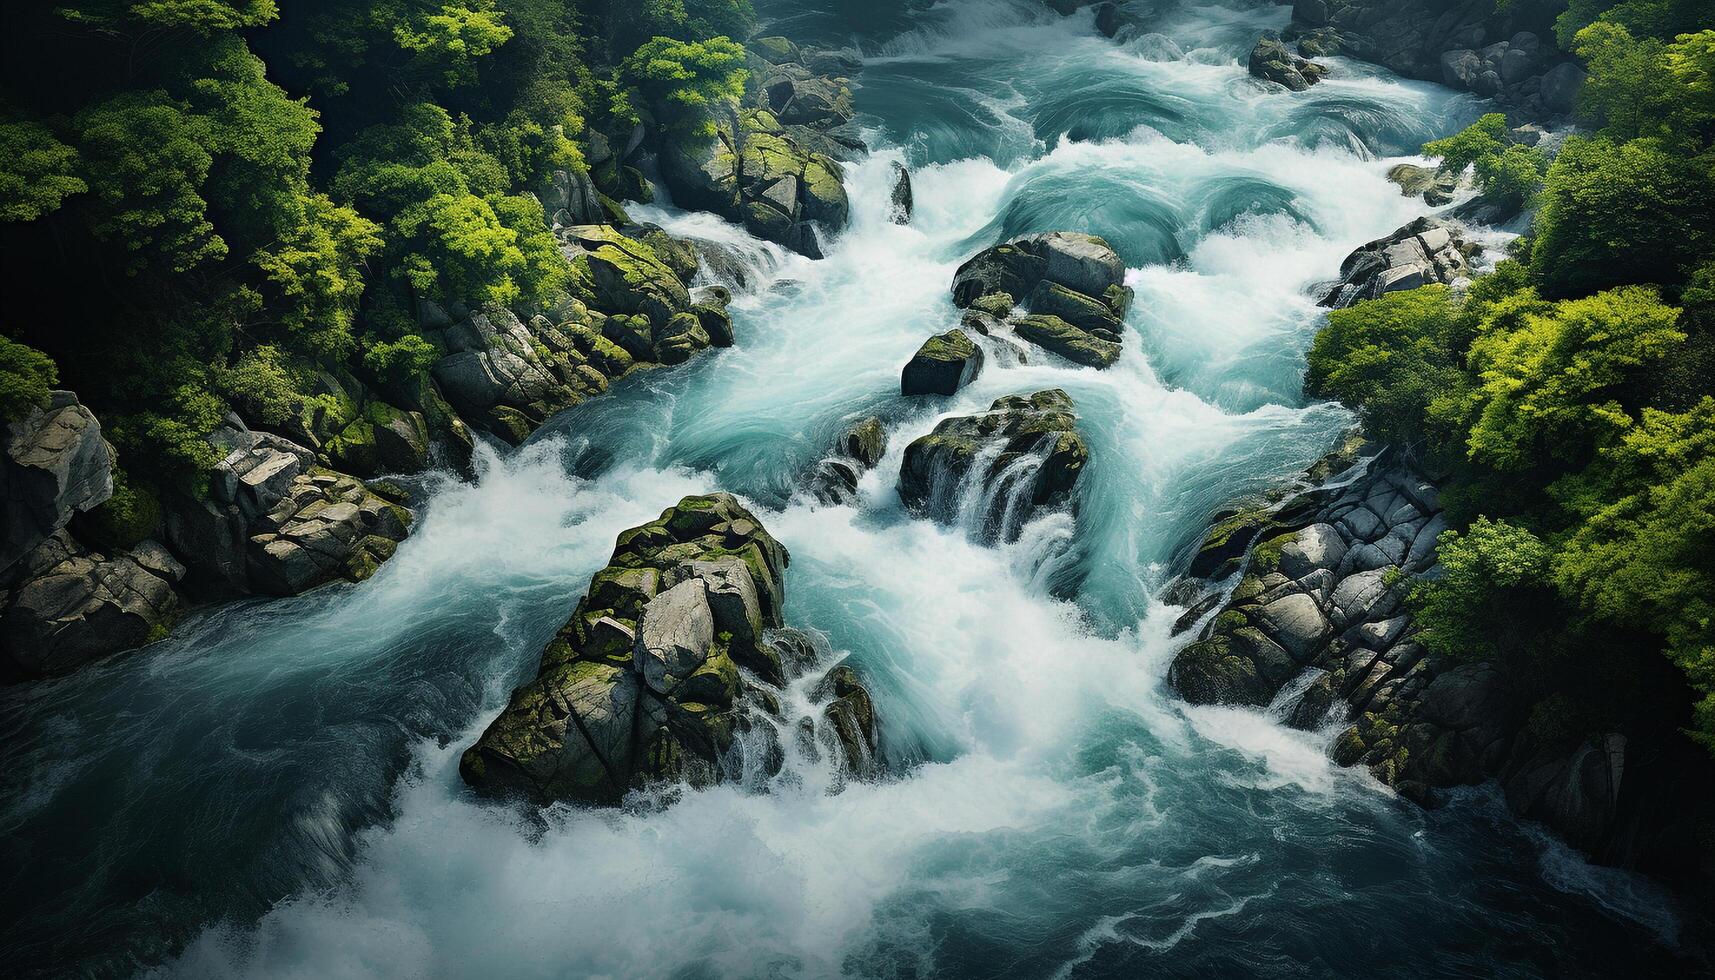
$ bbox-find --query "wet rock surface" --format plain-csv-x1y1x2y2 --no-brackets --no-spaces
1248,33,1327,91
1282,1,1582,117
902,329,985,396
807,416,889,505
1168,435,1712,874
899,389,1088,542
1319,216,1477,308
461,493,880,805
951,232,1131,369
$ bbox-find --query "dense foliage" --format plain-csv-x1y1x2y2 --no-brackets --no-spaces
1311,13,1715,749
0,0,753,478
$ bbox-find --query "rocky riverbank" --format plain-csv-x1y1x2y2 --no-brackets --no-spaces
1167,431,1715,881
0,37,871,682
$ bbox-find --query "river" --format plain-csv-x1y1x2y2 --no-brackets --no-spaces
0,1,1694,976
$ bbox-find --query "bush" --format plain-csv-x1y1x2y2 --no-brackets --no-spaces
1304,286,1466,452
1529,136,1715,299
0,335,58,421
1413,518,1556,663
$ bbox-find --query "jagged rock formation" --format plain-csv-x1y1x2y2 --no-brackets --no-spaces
951,232,1132,368
2,392,113,572
164,417,411,598
1,532,184,678
807,417,889,505
461,494,880,804
1283,0,1584,117
1249,33,1327,91
1168,437,1714,875
902,329,984,396
1,393,184,677
1319,217,1476,308
899,390,1088,541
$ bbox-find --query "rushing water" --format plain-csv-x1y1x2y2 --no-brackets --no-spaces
2,1,1703,977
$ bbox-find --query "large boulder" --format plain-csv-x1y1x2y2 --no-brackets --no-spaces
901,329,984,396
1386,163,1459,206
1,532,184,678
1320,217,1475,308
660,111,852,257
461,494,881,804
2,392,114,573
898,390,1088,541
1248,34,1327,91
952,233,1130,368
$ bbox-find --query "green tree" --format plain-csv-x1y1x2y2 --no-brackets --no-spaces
0,336,59,421
1464,286,1685,470
1529,136,1715,298
0,116,87,223
618,35,749,146
1553,401,1715,748
1413,517,1556,663
1305,285,1467,452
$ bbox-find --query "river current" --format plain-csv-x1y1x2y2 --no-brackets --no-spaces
1,1,1698,977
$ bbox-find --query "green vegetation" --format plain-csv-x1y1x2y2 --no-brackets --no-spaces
0,2,754,492
1307,15,1715,749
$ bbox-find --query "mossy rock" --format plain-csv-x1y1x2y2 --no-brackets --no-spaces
1012,314,1122,368
970,292,1015,318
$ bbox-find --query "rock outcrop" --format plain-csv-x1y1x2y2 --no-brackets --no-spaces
1167,436,1715,878
807,416,889,505
661,35,864,259
1,532,184,678
1282,0,1583,117
1249,33,1327,91
889,162,914,225
1319,217,1476,308
662,110,852,259
902,329,984,397
461,494,880,804
2,392,114,573
0,392,188,678
899,390,1088,542
165,419,412,598
1386,163,1460,206
951,232,1131,369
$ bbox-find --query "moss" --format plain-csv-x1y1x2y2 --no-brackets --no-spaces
970,292,1015,318
1213,609,1249,633
916,328,978,362
1252,532,1295,575
487,405,535,444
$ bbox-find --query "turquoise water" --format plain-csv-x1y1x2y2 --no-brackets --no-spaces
0,2,1698,976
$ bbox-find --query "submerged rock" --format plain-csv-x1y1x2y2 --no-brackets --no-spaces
807,416,889,504
889,161,914,225
898,389,1088,542
951,232,1131,369
901,329,984,396
1249,34,1327,91
461,494,881,805
1319,217,1475,309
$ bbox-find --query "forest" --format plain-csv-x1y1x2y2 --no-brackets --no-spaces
1306,1,1715,750
2,0,752,507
